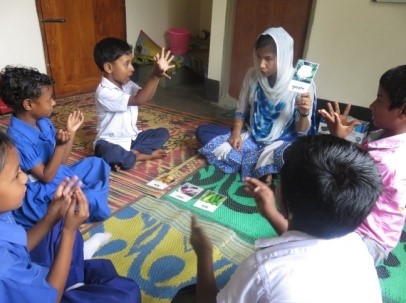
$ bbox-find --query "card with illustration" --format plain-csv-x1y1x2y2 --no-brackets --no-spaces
288,59,320,93
169,182,205,202
193,190,227,212
146,174,176,190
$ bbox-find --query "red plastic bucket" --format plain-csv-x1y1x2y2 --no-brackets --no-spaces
168,28,191,55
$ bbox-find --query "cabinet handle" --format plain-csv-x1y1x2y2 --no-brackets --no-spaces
41,18,66,23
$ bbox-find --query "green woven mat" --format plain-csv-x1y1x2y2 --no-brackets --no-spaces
163,164,277,244
376,229,406,303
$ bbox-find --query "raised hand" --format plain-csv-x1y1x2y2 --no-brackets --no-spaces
46,176,82,222
66,110,84,133
318,101,361,138
244,177,278,218
55,129,71,145
190,215,213,258
153,48,176,79
64,186,89,231
244,177,288,234
296,92,312,116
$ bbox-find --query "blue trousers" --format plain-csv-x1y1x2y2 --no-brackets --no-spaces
95,128,169,170
30,221,141,302
195,124,231,146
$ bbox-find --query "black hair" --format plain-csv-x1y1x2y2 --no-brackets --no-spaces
0,66,54,113
280,134,381,239
0,131,14,173
379,65,406,110
93,37,133,71
255,34,277,54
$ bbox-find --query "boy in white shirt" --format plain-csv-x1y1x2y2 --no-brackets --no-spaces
93,37,174,171
183,135,382,303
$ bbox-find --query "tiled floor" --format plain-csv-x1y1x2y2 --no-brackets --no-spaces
150,76,234,122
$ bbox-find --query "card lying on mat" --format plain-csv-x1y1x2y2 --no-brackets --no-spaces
147,174,177,190
169,182,204,202
288,59,319,93
194,190,226,212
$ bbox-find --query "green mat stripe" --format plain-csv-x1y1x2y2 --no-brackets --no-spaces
163,165,277,244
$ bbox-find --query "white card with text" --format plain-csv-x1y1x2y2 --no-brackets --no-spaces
169,182,204,202
146,174,176,190
193,190,226,212
288,59,319,93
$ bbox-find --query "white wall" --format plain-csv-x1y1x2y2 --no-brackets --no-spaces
0,0,46,72
0,0,207,73
1,0,405,108
126,0,203,49
305,0,406,107
207,0,227,81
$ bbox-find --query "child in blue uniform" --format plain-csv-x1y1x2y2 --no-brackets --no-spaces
0,66,111,229
0,132,141,302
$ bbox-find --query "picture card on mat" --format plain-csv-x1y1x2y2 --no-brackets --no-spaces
288,59,319,93
146,174,176,190
169,182,204,202
193,190,227,212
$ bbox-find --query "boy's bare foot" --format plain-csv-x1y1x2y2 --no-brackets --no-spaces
112,164,121,172
134,149,167,161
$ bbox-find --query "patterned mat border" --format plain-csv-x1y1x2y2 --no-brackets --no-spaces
124,195,254,264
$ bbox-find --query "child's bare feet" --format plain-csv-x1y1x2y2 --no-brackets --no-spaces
134,149,167,161
112,164,121,172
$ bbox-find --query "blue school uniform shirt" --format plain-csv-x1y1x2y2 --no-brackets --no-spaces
7,115,111,228
9,117,56,168
0,212,57,302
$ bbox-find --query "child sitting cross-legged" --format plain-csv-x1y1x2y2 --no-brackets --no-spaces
93,37,174,172
0,132,140,302
0,66,111,229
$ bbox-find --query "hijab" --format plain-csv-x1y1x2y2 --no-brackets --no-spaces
250,27,298,144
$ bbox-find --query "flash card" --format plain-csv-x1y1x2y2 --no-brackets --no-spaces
288,59,319,93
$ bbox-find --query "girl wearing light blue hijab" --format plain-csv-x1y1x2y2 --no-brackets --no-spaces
196,27,317,183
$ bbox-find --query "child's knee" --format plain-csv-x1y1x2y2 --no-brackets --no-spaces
159,127,170,140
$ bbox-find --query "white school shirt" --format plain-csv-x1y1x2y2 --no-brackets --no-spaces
94,77,142,151
217,231,382,303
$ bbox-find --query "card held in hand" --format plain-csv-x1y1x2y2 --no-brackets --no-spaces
288,59,319,93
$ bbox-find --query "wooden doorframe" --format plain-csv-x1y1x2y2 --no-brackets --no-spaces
35,0,52,77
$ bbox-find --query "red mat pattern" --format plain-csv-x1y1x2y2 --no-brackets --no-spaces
0,93,228,213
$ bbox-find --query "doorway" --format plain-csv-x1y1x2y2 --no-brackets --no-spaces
36,0,126,98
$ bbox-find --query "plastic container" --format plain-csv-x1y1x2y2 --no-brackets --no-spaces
168,28,191,55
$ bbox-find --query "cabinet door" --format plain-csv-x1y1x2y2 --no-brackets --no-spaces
229,0,313,98
37,0,126,97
